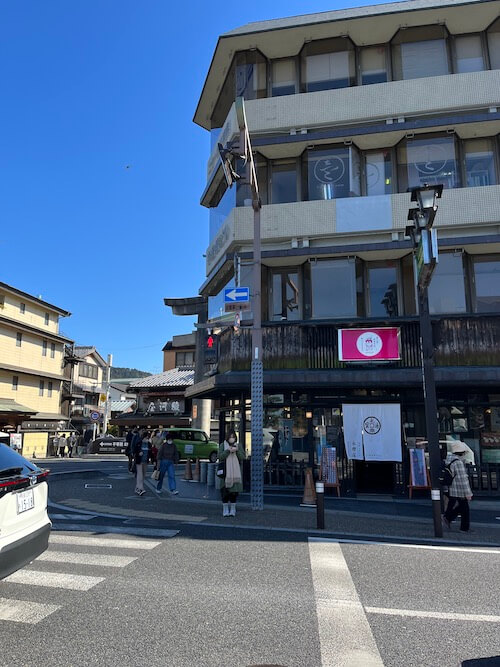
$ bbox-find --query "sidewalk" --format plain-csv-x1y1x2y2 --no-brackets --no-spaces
47,467,500,547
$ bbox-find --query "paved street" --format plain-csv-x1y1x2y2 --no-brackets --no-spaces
1,459,499,666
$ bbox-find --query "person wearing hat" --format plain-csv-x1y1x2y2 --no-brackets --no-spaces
443,442,473,532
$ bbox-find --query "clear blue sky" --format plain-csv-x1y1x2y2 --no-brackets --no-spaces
0,0,387,374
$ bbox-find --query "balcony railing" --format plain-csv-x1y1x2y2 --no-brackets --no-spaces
218,314,500,372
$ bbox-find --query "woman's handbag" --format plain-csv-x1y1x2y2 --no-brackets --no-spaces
216,459,226,477
152,469,160,481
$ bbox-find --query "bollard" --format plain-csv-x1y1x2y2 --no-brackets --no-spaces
192,458,201,482
207,462,216,487
183,458,193,481
300,468,317,507
316,481,325,529
200,461,208,484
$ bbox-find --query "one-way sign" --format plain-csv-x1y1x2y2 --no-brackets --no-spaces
224,287,250,303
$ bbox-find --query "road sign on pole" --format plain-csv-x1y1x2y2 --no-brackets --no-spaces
224,287,250,303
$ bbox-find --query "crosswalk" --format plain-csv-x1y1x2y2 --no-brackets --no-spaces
0,530,167,625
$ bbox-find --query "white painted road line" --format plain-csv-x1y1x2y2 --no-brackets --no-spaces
0,597,60,624
308,538,384,667
366,606,500,623
4,570,104,591
49,513,98,521
313,535,500,555
37,551,138,568
49,534,161,550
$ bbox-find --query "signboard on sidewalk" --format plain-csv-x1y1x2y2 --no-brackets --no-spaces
338,327,400,362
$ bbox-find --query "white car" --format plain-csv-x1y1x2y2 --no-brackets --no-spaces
0,443,51,579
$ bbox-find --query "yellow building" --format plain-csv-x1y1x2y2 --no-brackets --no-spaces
0,281,72,449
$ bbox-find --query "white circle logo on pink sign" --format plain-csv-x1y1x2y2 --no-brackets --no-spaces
356,331,383,357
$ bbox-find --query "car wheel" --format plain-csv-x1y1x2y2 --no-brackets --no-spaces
209,451,218,463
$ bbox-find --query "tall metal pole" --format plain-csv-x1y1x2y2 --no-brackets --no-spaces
236,98,264,510
418,287,443,538
103,353,112,435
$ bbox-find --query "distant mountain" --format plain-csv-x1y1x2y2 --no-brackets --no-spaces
110,367,151,380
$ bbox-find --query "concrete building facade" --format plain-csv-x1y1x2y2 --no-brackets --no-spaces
186,0,500,494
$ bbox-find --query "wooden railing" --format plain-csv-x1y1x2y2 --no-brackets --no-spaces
218,315,500,373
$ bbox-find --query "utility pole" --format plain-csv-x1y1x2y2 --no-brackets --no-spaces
218,97,264,510
102,353,113,435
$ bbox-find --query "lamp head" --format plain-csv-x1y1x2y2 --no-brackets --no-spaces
410,184,443,214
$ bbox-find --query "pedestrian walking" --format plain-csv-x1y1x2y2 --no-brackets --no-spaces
52,433,59,457
76,432,85,457
133,429,150,496
58,433,67,458
218,430,244,517
155,432,179,495
68,432,77,458
151,429,162,466
443,442,473,533
126,427,139,472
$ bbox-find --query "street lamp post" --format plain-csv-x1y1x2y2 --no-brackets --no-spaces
406,184,443,538
218,97,264,510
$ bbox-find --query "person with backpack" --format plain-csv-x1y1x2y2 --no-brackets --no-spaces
442,442,473,532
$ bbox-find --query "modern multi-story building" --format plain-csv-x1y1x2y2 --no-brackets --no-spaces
184,0,500,494
0,281,73,454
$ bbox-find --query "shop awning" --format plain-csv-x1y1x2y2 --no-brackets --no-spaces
0,399,37,415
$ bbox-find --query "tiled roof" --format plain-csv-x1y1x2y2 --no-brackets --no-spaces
128,367,195,389
74,346,95,358
110,400,135,413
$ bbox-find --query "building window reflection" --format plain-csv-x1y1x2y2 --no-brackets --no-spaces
366,263,399,317
306,145,360,200
392,25,450,80
464,139,497,187
268,268,301,321
397,134,460,192
428,252,467,314
472,255,500,313
301,37,356,92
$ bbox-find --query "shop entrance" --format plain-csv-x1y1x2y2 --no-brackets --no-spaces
355,460,394,494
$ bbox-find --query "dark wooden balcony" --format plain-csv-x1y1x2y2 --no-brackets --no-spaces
218,314,500,373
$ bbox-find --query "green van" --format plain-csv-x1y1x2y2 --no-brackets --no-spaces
161,428,219,463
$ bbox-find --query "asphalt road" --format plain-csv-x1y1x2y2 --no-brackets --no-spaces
2,457,494,666
1,520,499,667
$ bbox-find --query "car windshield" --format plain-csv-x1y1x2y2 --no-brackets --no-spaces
0,443,40,477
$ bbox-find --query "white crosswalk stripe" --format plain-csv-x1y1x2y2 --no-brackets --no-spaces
4,570,105,591
49,534,161,550
0,598,60,624
0,531,165,625
36,550,138,568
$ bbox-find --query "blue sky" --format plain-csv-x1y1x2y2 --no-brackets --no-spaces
0,0,387,373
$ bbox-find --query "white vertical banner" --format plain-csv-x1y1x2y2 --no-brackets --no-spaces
342,403,402,462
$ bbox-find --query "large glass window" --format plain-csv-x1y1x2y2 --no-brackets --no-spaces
392,26,450,80
487,18,500,70
397,134,460,191
472,256,500,313
209,180,236,242
464,139,498,187
310,258,360,319
301,38,355,92
360,46,388,85
235,51,267,101
428,253,467,314
269,269,301,321
272,59,297,97
454,35,485,73
365,150,393,196
270,159,297,204
306,146,360,200
366,262,399,317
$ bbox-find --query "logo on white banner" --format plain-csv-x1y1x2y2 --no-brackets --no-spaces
356,331,383,357
363,416,381,435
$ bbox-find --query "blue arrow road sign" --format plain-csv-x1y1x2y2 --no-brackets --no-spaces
224,287,250,303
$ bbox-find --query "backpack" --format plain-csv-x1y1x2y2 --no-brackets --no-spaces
439,460,455,487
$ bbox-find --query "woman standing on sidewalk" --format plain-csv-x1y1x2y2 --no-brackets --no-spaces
443,442,473,532
218,430,244,517
134,429,150,496
155,432,179,495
